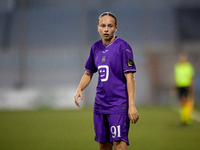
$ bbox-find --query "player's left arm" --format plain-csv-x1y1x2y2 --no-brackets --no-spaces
189,65,195,98
189,77,195,98
124,72,139,124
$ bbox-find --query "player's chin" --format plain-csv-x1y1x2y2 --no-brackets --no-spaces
103,36,112,41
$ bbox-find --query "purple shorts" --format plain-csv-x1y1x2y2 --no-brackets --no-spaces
93,113,130,145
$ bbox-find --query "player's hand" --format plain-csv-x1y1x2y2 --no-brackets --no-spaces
128,106,139,124
74,89,83,107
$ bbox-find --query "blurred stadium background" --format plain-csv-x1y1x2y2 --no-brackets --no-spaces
0,0,200,109
1,1,200,150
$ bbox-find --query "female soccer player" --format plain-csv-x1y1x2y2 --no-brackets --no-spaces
74,12,139,150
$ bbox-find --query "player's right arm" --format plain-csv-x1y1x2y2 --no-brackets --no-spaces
74,71,93,107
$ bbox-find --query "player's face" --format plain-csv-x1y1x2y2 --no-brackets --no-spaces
98,15,117,45
178,54,188,63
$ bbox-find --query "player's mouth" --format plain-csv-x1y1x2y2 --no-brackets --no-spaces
104,34,109,37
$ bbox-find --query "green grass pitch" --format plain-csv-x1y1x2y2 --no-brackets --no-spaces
0,106,200,150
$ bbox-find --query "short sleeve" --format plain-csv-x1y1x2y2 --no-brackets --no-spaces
122,45,136,73
85,47,98,73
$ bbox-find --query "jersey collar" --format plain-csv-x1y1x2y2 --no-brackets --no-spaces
102,36,119,48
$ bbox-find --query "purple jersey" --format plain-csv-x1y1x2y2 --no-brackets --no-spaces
85,37,136,115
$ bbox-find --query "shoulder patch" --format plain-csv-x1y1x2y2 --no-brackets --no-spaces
127,59,134,67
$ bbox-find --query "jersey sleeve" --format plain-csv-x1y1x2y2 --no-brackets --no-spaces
85,47,98,73
122,44,136,73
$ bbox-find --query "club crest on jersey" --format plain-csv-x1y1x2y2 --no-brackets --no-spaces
127,59,134,67
101,56,106,63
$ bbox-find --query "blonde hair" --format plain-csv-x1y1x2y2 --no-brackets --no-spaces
98,12,117,26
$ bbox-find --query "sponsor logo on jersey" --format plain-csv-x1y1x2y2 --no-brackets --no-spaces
98,65,109,82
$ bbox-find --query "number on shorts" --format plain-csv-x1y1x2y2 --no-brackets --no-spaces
110,125,121,138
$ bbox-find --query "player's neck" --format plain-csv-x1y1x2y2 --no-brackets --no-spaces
102,36,116,46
